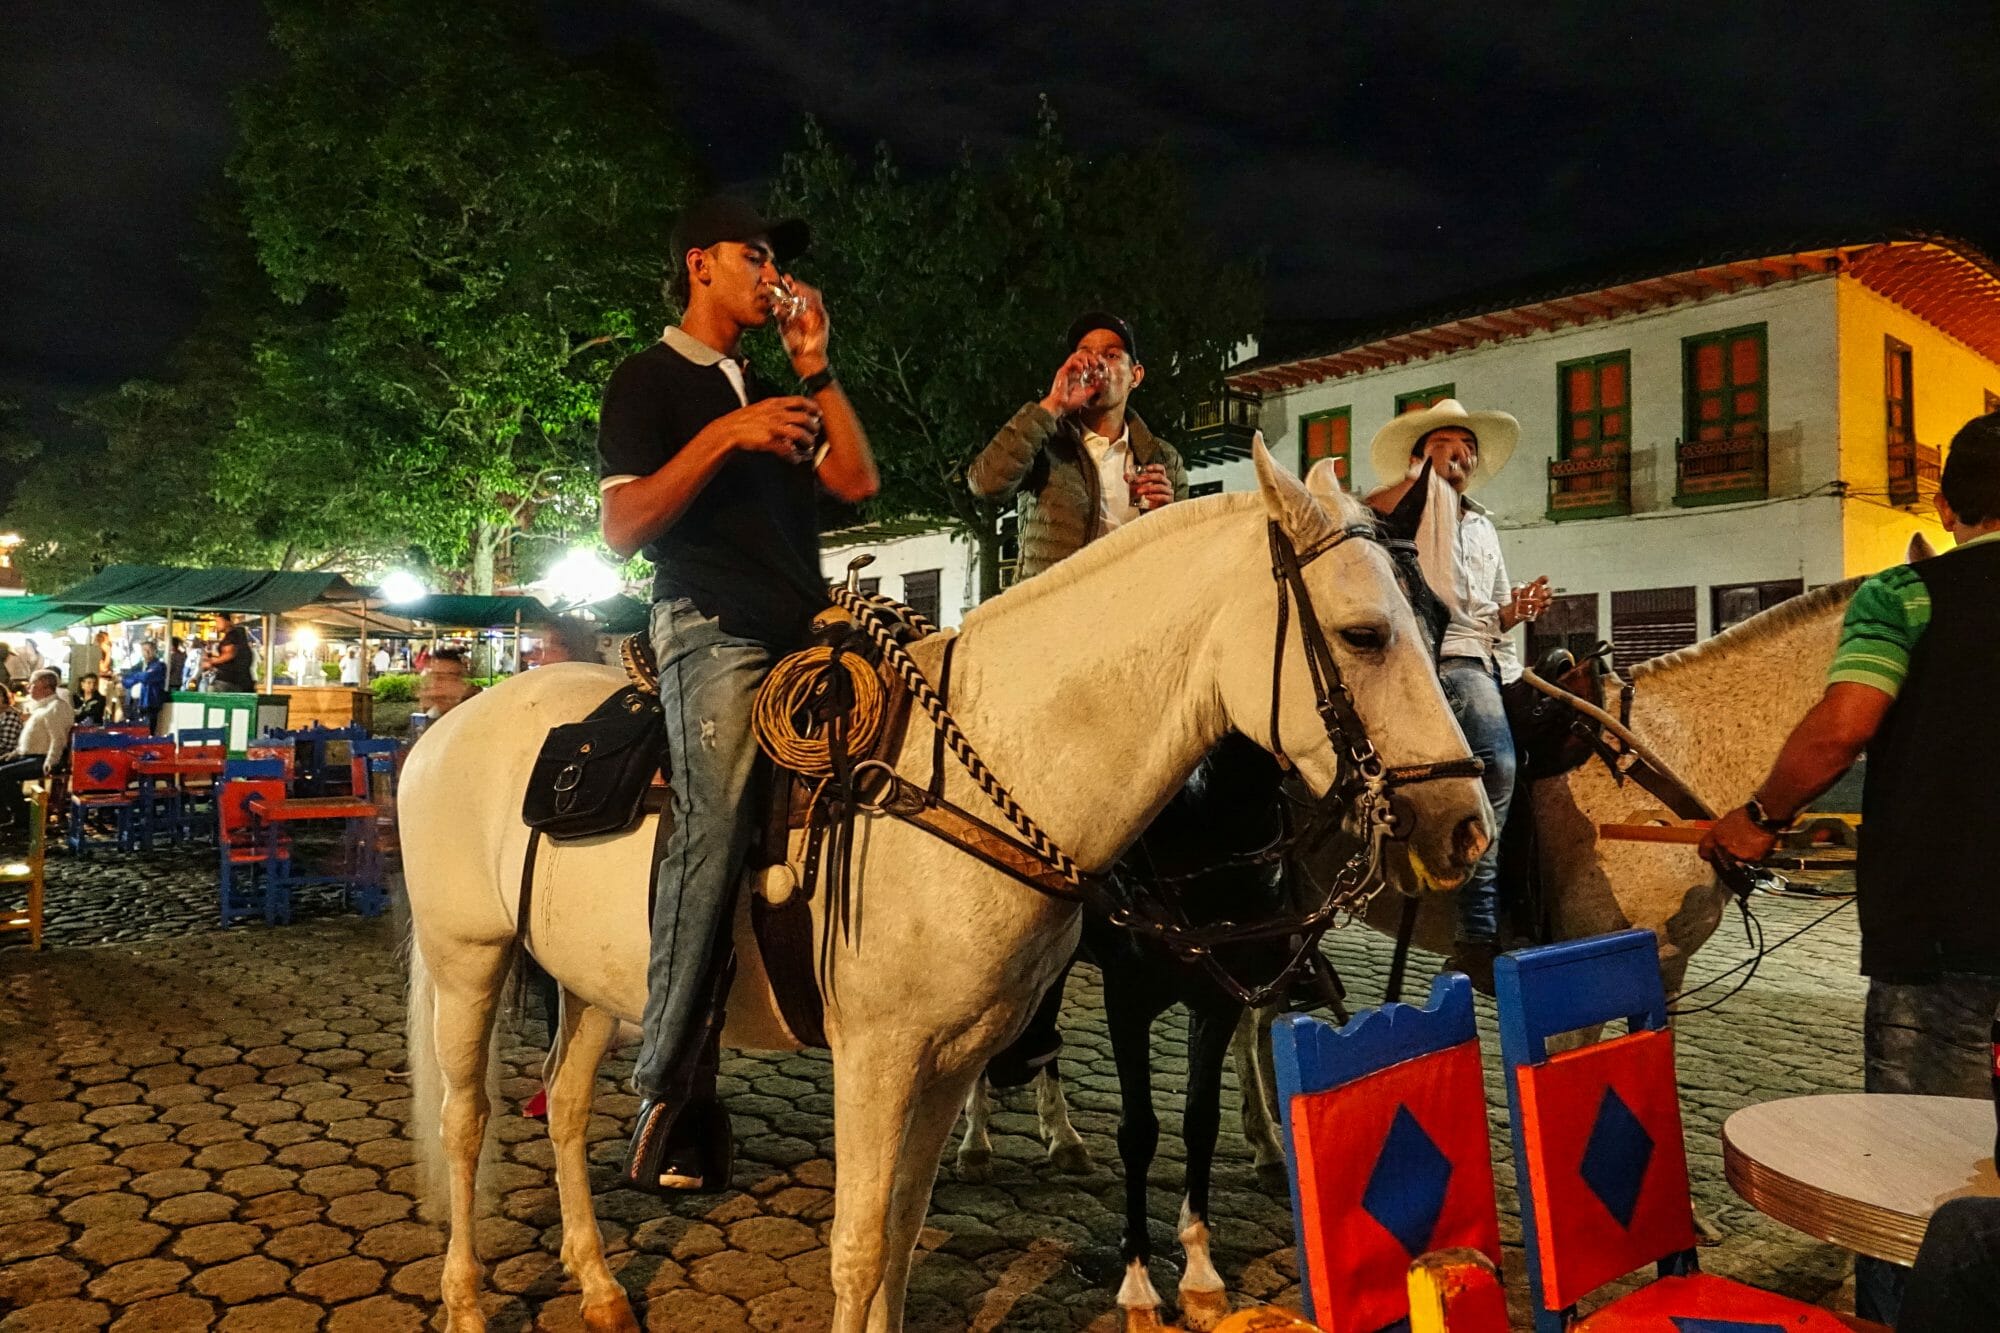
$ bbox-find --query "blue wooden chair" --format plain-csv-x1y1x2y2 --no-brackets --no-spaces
216,758,290,925
1496,930,1882,1332
175,727,229,841
1272,974,1503,1333
66,733,140,856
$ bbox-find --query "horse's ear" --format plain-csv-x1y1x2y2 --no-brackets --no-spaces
1254,432,1337,547
1907,530,1938,563
1306,459,1374,529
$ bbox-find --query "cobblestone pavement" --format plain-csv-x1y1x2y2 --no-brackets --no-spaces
1,852,1873,1331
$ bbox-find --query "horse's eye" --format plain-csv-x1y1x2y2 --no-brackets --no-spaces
1339,626,1386,651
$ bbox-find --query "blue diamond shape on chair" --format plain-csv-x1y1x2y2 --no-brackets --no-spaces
1579,1086,1654,1227
87,758,115,782
1360,1104,1454,1257
1669,1319,1786,1333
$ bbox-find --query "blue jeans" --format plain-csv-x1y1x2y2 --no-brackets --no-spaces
1854,975,2000,1324
631,598,775,1099
1439,657,1515,944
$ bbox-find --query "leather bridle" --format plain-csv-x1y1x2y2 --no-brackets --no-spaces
1082,519,1487,1006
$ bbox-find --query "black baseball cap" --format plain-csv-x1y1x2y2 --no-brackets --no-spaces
672,194,811,265
1066,310,1139,364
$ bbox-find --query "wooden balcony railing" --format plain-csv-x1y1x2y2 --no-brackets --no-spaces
1887,438,1942,508
1674,433,1768,506
1546,450,1631,520
1184,389,1262,465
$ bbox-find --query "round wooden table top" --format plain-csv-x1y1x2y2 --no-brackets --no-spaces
1722,1093,2000,1265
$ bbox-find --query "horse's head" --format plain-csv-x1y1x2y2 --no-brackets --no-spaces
1215,439,1491,891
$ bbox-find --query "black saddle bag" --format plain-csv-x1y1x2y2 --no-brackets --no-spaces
522,685,667,841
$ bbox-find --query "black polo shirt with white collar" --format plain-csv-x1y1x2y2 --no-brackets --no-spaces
596,328,823,649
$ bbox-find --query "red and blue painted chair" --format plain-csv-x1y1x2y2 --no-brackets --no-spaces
1272,973,1505,1333
175,727,228,842
126,737,180,849
1496,929,1885,1332
216,758,291,925
66,733,139,855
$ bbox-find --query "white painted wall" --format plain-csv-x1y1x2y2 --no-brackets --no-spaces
1255,277,1848,640
819,527,978,627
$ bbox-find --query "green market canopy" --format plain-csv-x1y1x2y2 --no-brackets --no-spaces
51,565,364,615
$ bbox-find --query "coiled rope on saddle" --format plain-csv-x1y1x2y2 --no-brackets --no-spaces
752,645,887,777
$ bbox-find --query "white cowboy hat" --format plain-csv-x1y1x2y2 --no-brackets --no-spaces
1368,398,1520,492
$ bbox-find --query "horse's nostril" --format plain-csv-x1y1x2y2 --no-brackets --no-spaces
1453,815,1490,866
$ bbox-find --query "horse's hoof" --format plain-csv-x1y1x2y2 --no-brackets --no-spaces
958,1149,992,1183
580,1295,641,1333
1048,1139,1093,1175
1121,1305,1170,1333
1178,1285,1231,1331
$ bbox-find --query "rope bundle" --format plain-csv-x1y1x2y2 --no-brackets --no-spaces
753,645,887,777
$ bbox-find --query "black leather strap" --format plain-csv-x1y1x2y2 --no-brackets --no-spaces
517,829,542,949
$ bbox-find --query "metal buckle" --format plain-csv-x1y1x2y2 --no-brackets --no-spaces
552,763,582,793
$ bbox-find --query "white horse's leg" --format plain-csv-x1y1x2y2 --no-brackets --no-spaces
956,1074,994,1182
428,939,514,1332
870,1069,982,1333
1035,1065,1093,1174
546,996,638,1333
1234,1005,1287,1182
829,1040,925,1333
1178,1197,1229,1332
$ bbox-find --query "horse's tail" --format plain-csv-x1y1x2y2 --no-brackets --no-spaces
404,924,513,1224
404,930,448,1224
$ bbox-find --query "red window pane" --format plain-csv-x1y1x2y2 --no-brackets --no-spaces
1333,456,1348,482
1733,389,1761,417
1600,362,1626,408
1305,419,1328,460
1695,344,1723,391
1699,396,1723,421
1568,368,1594,412
1330,415,1350,453
1601,412,1625,441
1886,355,1905,396
1571,417,1592,440
1730,337,1761,385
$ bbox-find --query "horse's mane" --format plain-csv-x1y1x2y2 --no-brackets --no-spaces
1631,575,1865,682
960,491,1264,630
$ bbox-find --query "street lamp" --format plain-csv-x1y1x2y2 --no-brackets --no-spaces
380,570,428,604
544,548,622,608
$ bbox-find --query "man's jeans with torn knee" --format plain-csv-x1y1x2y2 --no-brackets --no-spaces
632,597,774,1099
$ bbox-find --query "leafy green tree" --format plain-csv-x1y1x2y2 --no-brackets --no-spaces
766,103,1262,598
1,226,400,590
230,0,698,591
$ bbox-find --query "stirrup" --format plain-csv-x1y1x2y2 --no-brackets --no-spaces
620,1096,733,1197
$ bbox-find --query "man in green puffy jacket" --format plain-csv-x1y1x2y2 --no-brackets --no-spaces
969,312,1188,579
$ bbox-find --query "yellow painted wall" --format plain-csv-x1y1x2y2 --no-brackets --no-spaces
1834,275,1999,577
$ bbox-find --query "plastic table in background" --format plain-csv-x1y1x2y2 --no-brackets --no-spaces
248,796,387,921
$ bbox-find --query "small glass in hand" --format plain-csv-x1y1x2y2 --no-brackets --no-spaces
766,279,808,325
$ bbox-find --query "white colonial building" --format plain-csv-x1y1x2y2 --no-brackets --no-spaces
1225,234,2000,668
822,236,2000,663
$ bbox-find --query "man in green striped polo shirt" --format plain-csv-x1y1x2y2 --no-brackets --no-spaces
1702,409,2000,1324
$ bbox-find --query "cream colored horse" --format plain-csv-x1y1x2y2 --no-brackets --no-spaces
397,446,1492,1333
1226,573,1867,1170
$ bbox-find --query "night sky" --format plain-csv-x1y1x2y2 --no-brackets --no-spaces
6,0,1999,442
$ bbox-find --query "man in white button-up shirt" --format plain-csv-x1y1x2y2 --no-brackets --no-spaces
1367,401,1550,980
1,669,73,841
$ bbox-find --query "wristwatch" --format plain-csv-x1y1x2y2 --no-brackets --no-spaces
1742,796,1790,833
800,367,836,396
